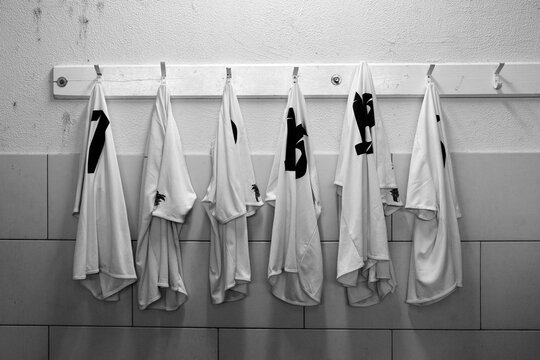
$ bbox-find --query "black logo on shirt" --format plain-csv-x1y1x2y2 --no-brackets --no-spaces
353,92,375,155
252,184,260,202
154,191,166,206
284,108,308,179
87,110,110,174
390,188,400,202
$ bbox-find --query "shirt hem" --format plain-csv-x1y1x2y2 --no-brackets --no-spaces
406,283,462,306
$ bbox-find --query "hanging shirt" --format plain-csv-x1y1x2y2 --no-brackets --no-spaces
266,81,323,306
135,84,197,311
334,62,401,307
202,81,264,304
406,81,462,305
72,82,136,301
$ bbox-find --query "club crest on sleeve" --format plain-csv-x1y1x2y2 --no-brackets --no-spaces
251,184,261,202
154,191,166,206
391,188,400,202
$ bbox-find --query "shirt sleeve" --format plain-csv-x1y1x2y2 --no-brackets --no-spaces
152,110,197,223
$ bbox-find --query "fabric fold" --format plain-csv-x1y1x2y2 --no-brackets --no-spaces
135,84,196,311
202,80,263,304
72,81,136,301
266,80,323,306
334,62,401,307
405,81,462,306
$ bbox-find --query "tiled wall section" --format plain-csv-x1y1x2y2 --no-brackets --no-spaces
1,153,539,360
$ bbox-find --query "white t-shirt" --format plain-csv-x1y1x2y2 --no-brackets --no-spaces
406,81,462,305
266,82,323,306
135,84,197,311
334,62,401,307
72,82,136,301
202,81,263,304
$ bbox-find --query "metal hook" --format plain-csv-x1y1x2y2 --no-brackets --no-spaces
493,62,505,90
94,64,102,79
160,61,166,80
426,64,435,83
226,67,232,80
292,66,299,83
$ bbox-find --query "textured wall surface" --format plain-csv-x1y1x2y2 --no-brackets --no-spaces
1,0,540,153
1,1,540,359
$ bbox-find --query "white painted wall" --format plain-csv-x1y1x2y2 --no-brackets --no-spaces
1,0,540,153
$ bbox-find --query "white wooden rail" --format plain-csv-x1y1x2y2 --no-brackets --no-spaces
52,63,540,99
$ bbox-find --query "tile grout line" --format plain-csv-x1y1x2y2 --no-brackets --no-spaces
480,242,482,330
391,330,394,360
217,328,220,360
47,325,50,360
2,324,540,331
131,287,135,327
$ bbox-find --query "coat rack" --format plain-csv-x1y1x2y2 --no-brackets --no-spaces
52,63,540,99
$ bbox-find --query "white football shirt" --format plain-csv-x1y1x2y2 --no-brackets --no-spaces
266,81,323,306
334,62,401,307
202,81,263,304
406,81,462,305
135,84,197,311
72,82,136,301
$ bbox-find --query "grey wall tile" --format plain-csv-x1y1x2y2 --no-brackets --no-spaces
48,154,143,240
392,153,414,241
220,329,391,360
48,153,79,239
0,240,132,325
305,242,480,329
117,155,144,238
0,155,47,239
247,155,274,241
50,327,217,360
133,242,303,328
393,153,540,241
180,155,212,240
482,242,540,329
394,330,540,360
315,153,339,241
456,153,540,241
0,326,48,360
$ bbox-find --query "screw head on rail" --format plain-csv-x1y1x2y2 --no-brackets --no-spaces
56,77,68,87
331,74,342,86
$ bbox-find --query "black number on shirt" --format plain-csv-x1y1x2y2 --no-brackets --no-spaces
230,118,238,144
353,92,375,155
88,110,110,174
284,107,308,179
